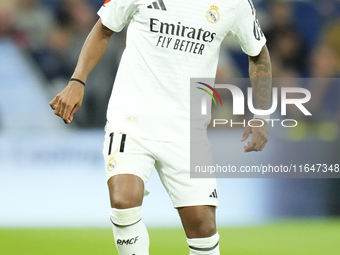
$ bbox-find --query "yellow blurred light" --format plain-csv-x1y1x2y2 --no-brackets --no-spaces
317,122,339,141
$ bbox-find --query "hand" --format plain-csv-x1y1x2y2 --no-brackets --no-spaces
49,81,84,124
241,119,268,152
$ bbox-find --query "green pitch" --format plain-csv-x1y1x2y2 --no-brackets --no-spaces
1,219,339,255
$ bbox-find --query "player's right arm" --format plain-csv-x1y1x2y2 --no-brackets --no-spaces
49,18,114,124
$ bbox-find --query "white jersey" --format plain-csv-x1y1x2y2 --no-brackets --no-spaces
98,0,266,142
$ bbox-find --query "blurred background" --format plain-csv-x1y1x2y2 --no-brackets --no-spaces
0,0,339,232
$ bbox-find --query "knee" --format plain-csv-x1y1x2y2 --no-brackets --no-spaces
110,193,140,209
108,175,144,209
190,217,216,237
179,206,217,238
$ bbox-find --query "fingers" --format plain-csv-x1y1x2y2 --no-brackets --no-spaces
243,141,252,152
49,97,58,110
50,82,84,124
259,134,268,151
244,136,264,153
244,143,257,152
61,100,74,124
62,102,73,123
241,126,251,142
69,103,81,122
53,97,62,117
50,95,74,124
244,141,257,152
242,127,268,153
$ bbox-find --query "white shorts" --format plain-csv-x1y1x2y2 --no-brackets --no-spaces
102,123,218,208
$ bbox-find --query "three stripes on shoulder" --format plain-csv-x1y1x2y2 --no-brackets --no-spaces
147,0,167,11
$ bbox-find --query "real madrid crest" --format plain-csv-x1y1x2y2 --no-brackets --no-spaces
206,5,220,23
108,157,116,171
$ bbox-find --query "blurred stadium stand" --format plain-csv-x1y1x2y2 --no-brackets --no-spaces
0,40,66,132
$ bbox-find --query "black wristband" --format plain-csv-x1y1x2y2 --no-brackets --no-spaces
70,78,85,87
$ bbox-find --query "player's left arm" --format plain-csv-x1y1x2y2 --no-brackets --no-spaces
241,45,272,152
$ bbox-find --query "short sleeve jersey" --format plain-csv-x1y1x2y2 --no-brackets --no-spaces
98,0,266,142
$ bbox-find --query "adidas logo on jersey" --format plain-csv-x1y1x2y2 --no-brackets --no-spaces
147,0,167,11
209,189,218,198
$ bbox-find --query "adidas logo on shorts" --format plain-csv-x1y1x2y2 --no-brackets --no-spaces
209,189,218,198
147,0,167,11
